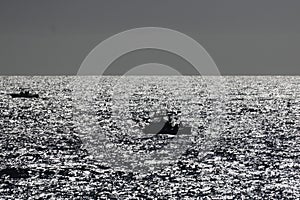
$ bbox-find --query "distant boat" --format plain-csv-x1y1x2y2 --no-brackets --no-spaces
8,91,39,98
142,111,192,136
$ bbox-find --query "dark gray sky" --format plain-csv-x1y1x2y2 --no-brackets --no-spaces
0,0,300,75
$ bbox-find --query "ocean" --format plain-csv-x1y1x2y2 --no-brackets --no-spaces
0,76,299,199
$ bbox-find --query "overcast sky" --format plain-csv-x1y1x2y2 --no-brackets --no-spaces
0,0,300,75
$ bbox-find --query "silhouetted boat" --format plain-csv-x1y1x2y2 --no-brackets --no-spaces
9,91,39,98
143,120,191,135
142,111,192,136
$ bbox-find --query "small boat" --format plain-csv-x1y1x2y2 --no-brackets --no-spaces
142,111,191,136
8,90,39,98
143,120,192,135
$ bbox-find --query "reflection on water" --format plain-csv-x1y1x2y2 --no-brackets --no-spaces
0,76,299,199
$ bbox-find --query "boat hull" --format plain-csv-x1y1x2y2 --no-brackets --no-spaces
143,121,191,135
9,94,39,98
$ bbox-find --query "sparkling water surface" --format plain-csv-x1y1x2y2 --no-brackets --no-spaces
0,76,299,199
